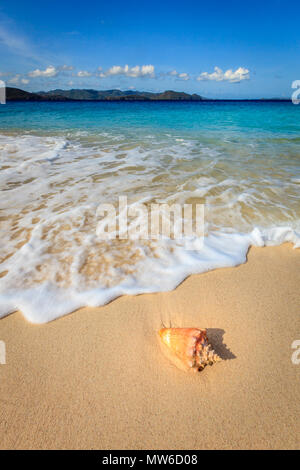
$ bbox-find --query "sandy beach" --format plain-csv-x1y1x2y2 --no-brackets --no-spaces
0,244,299,450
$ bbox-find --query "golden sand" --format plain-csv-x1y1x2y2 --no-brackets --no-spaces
0,244,299,449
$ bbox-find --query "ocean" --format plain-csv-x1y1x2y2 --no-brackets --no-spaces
0,101,299,322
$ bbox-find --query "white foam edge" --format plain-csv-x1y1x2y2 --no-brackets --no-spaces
0,225,299,324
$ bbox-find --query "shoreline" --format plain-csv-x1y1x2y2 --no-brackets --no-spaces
1,226,299,324
0,244,299,449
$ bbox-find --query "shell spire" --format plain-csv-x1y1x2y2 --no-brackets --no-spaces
159,328,221,372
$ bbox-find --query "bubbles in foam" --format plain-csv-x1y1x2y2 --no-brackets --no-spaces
0,130,299,323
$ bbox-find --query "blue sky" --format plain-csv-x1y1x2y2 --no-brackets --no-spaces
0,0,299,98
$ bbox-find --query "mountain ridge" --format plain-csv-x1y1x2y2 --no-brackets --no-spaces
6,87,204,101
5,87,292,102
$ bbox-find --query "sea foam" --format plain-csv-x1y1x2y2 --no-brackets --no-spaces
0,226,299,323
0,131,299,323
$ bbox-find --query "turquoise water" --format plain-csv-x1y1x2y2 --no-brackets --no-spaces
1,101,300,134
0,102,299,322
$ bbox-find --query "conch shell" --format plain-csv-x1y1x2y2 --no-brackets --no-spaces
159,328,221,372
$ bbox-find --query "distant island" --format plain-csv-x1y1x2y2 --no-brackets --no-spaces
5,87,291,102
6,87,204,102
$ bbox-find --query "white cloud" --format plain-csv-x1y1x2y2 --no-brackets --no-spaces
3,63,251,88
197,66,250,83
178,73,189,80
27,64,73,78
8,74,20,84
169,70,190,80
0,14,74,74
0,26,25,51
99,64,155,78
7,74,29,85
77,70,92,77
28,65,59,78
0,22,38,61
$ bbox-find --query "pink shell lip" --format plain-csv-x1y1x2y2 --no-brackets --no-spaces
159,327,221,372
